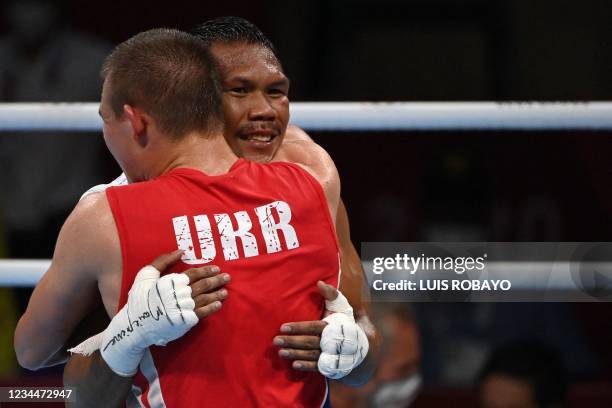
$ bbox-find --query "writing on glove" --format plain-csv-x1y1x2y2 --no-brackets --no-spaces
101,265,197,376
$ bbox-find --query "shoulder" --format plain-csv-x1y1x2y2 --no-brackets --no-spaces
56,192,119,275
276,126,329,171
277,137,338,186
285,125,314,143
71,191,113,228
274,134,340,221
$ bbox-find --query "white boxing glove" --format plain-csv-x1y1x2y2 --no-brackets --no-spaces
318,290,369,379
100,265,198,376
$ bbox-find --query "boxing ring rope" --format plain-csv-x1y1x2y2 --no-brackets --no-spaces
1,102,612,131
1,101,612,288
0,260,51,287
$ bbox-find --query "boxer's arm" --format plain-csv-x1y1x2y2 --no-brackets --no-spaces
15,196,117,370
63,254,230,408
64,351,131,408
337,200,370,318
273,134,379,384
300,141,341,223
276,279,375,386
283,127,371,313
335,200,380,385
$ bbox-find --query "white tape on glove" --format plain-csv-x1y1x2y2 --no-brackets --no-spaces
318,291,369,379
100,265,198,377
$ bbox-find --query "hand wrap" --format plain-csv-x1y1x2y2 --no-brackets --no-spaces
318,290,369,379
100,265,197,376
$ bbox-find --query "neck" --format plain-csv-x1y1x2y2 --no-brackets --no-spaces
149,131,238,179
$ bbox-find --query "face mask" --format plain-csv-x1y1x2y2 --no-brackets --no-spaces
369,374,422,408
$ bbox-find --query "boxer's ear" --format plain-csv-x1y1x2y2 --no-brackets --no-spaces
123,104,149,148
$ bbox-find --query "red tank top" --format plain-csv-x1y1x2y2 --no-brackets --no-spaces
106,159,339,408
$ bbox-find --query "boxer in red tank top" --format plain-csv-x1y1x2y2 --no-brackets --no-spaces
109,159,339,407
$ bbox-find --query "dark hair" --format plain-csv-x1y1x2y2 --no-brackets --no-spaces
192,16,281,64
479,341,568,408
101,28,222,139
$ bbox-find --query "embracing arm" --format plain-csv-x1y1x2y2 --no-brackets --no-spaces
280,198,381,386
64,351,132,408
63,249,230,408
335,199,380,386
14,195,117,370
273,134,379,385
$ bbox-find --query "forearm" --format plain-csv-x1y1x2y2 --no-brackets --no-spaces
335,215,380,384
62,256,213,407
64,351,132,408
21,304,111,370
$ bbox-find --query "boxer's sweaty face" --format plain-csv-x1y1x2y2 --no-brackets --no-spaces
211,42,289,163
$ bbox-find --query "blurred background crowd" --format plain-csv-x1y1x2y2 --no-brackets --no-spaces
0,0,611,406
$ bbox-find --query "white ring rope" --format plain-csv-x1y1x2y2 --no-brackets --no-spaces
1,102,612,131
0,260,50,287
